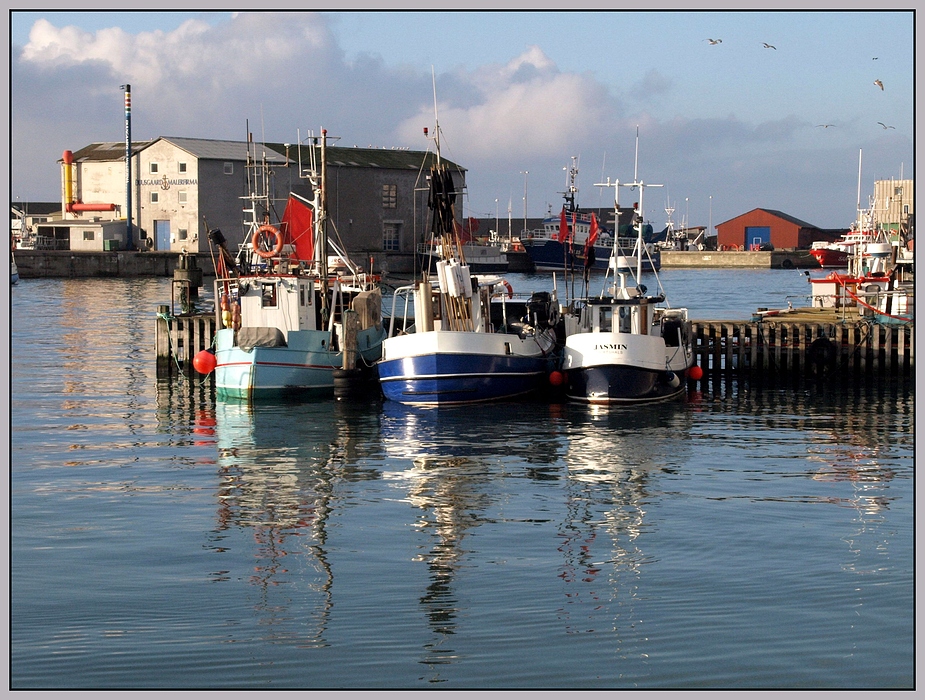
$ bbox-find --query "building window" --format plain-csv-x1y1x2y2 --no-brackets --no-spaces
383,223,400,251
150,192,159,204
178,162,187,173
382,184,397,209
150,162,159,174
224,162,234,175
178,228,188,240
894,186,903,196
178,191,188,205
82,230,95,241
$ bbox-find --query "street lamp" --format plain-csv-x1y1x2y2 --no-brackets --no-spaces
709,195,713,242
495,198,499,239
520,170,528,238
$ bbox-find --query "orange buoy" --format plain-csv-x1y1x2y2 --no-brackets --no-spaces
193,350,217,375
549,370,564,386
688,365,703,381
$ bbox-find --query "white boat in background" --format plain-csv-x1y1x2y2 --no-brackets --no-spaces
377,115,559,405
198,129,387,400
560,141,696,405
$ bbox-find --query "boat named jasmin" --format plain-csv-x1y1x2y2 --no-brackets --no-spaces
560,147,695,404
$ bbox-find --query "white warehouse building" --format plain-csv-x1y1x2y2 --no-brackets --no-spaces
55,136,466,274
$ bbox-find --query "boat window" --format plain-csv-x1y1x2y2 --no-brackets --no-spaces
261,283,278,308
599,307,612,332
619,306,632,332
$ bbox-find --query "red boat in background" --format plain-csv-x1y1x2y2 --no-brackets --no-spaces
810,228,884,268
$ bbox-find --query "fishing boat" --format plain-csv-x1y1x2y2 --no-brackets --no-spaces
520,157,661,273
810,150,897,270
200,129,387,400
377,119,559,405
417,223,509,273
559,148,696,405
809,150,912,319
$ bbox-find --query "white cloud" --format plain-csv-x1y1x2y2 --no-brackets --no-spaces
396,47,619,163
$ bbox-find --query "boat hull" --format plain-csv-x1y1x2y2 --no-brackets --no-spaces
377,330,556,405
522,239,660,272
214,327,384,400
810,247,849,268
562,330,690,404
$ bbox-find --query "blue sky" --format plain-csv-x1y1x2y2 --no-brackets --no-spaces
9,9,916,231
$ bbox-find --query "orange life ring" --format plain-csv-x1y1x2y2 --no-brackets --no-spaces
252,225,284,259
503,280,513,299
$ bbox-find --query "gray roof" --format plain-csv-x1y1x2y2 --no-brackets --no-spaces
67,136,463,174
67,141,154,161
160,137,290,163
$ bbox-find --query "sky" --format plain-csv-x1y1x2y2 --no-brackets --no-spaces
7,8,916,232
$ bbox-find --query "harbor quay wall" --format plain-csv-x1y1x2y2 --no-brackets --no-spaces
14,250,218,279
661,250,819,269
15,249,819,279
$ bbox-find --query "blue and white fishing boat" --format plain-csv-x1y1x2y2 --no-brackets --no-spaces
203,129,386,400
521,157,661,273
377,119,559,405
560,142,695,405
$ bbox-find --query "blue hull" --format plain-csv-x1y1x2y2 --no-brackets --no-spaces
522,239,660,272
377,353,554,405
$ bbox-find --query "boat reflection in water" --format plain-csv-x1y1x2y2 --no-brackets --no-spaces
555,402,693,643
380,398,694,668
207,398,382,648
378,400,560,677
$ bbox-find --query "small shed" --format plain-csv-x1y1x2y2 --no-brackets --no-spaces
34,219,129,251
715,208,841,251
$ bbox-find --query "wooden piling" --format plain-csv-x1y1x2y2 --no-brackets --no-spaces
689,318,913,386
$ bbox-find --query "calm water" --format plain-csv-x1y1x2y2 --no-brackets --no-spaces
10,272,915,689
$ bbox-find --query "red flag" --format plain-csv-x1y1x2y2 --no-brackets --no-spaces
557,207,568,242
570,213,577,243
455,218,472,244
281,195,314,263
584,212,599,258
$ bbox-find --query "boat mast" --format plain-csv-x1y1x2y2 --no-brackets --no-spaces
620,129,662,281
319,128,329,304
593,175,620,298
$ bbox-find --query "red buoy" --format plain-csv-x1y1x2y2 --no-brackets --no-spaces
193,350,217,375
688,365,703,381
549,370,564,386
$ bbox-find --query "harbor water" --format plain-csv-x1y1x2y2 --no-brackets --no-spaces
10,271,915,689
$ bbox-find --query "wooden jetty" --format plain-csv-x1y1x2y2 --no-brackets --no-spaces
157,306,913,384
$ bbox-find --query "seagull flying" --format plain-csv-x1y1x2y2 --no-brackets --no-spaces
816,124,835,128
762,42,777,49
878,122,895,129
706,38,722,45
874,79,884,90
